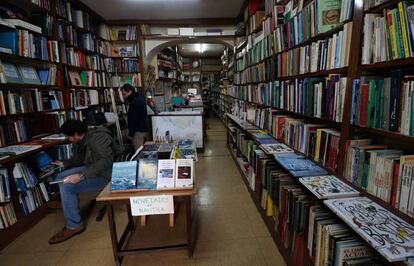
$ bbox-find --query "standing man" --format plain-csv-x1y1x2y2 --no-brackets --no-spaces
49,120,117,244
121,83,149,149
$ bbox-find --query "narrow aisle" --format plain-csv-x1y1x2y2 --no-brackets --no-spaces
0,117,286,266
193,117,286,265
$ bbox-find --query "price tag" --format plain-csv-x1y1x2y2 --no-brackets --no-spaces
129,195,174,216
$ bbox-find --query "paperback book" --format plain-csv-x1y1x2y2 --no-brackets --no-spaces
137,159,157,190
110,161,137,192
260,143,294,155
299,175,360,199
324,197,414,262
175,159,194,188
156,159,175,189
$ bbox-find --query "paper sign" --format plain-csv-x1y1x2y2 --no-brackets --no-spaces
130,195,174,216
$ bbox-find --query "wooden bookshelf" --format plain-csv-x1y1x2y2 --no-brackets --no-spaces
228,0,414,265
0,0,145,250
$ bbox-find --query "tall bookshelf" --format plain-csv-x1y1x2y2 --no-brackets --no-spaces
227,0,414,265
0,0,145,249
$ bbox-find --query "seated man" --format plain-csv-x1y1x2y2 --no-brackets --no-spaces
49,120,117,244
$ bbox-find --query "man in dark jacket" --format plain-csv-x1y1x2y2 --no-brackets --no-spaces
49,120,116,244
121,83,149,149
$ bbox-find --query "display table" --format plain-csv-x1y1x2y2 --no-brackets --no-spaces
96,185,197,266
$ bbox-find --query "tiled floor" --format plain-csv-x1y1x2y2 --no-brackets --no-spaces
0,117,286,266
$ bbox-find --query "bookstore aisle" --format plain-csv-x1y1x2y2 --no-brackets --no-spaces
0,117,285,266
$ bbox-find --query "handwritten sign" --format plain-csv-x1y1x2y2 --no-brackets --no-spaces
130,195,174,216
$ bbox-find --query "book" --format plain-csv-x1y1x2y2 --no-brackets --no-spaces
274,154,328,177
110,161,137,192
17,66,41,84
324,197,414,262
156,159,175,189
260,143,294,154
299,175,360,199
2,63,22,83
175,159,194,189
137,159,157,190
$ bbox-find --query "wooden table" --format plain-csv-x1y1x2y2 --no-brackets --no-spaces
96,185,197,266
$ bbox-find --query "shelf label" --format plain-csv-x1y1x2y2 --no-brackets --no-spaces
130,195,174,216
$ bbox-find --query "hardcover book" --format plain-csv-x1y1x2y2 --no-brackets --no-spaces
2,63,21,83
17,66,40,84
324,197,414,262
110,161,137,192
299,175,359,199
137,159,157,190
156,159,175,189
275,154,328,177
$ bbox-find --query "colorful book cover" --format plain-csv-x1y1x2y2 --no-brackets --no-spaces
275,154,328,177
260,143,294,155
110,161,137,191
299,175,359,199
137,159,157,190
324,197,414,262
316,0,341,34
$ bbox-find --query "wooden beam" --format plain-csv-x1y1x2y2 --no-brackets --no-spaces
106,18,238,26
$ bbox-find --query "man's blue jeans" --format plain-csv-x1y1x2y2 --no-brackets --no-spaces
56,166,106,229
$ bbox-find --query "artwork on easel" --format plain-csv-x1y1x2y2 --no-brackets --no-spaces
324,197,414,262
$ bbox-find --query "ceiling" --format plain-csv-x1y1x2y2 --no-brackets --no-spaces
81,0,244,21
178,43,225,57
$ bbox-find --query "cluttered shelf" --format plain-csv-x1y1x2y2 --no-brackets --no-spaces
226,114,414,264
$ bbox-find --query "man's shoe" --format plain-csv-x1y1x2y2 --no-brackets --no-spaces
48,224,85,244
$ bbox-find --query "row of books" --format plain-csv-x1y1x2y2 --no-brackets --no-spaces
0,61,58,85
228,114,414,262
55,0,97,31
57,23,97,52
103,58,139,73
62,47,102,70
107,25,137,41
18,185,47,216
274,76,347,122
0,89,63,115
0,118,29,147
231,75,347,123
362,2,414,64
0,203,17,229
350,71,402,132
343,139,414,217
30,0,51,10
69,89,99,108
237,21,352,78
230,131,376,266
66,70,108,87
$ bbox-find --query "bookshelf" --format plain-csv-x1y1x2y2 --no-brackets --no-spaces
227,0,414,265
0,0,145,249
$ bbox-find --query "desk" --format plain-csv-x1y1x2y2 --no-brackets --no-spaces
96,185,197,266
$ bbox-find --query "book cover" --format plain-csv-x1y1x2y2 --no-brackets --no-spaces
175,159,194,189
275,153,328,177
324,197,414,262
260,143,294,155
2,63,21,84
156,159,175,189
137,159,157,190
110,161,137,192
317,0,341,34
18,66,40,85
299,175,359,199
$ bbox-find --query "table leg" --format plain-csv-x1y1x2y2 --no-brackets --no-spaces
107,203,121,266
126,204,135,232
186,196,193,258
